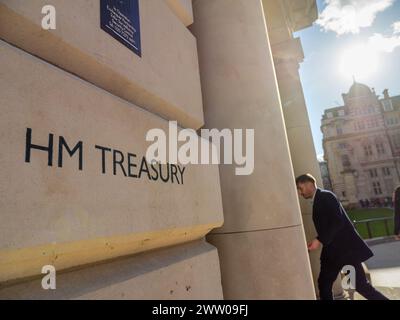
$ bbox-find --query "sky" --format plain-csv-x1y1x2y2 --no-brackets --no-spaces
294,0,400,160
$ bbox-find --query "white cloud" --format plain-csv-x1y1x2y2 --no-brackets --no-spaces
368,33,400,52
364,20,400,53
317,0,395,35
393,21,400,34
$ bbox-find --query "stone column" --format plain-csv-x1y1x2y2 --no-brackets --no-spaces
271,39,344,299
191,0,315,299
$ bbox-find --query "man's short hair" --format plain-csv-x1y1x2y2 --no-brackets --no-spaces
296,174,316,186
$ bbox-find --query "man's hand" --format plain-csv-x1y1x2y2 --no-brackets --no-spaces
307,238,321,251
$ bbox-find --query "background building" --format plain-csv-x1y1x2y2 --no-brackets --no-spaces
0,0,322,299
319,160,333,191
322,82,400,208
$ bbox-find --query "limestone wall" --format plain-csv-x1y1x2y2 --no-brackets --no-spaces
0,240,223,300
0,39,223,285
0,0,318,299
0,0,224,299
0,0,203,129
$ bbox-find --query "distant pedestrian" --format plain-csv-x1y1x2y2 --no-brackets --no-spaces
392,186,400,240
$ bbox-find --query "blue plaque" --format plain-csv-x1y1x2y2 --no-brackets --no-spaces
100,0,141,57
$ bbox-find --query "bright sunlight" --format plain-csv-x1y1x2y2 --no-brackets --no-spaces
339,44,380,81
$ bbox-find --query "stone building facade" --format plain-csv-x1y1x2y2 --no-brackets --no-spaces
319,160,333,191
0,0,322,299
322,82,400,208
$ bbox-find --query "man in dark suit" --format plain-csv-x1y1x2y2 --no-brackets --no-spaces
392,186,400,240
296,174,388,300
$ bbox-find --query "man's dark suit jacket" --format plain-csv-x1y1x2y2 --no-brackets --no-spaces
312,188,373,264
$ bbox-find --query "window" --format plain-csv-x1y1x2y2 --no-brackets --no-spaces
386,117,399,126
364,145,373,156
338,142,347,149
376,143,385,155
341,155,351,168
368,106,375,114
355,121,365,131
327,112,333,119
382,100,393,112
373,182,382,195
366,117,379,128
338,109,345,116
369,168,378,178
392,134,400,149
382,167,391,176
336,126,343,135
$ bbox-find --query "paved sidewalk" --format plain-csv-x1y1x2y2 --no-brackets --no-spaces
354,239,400,300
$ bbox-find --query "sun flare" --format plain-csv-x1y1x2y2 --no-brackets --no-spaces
339,45,380,80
